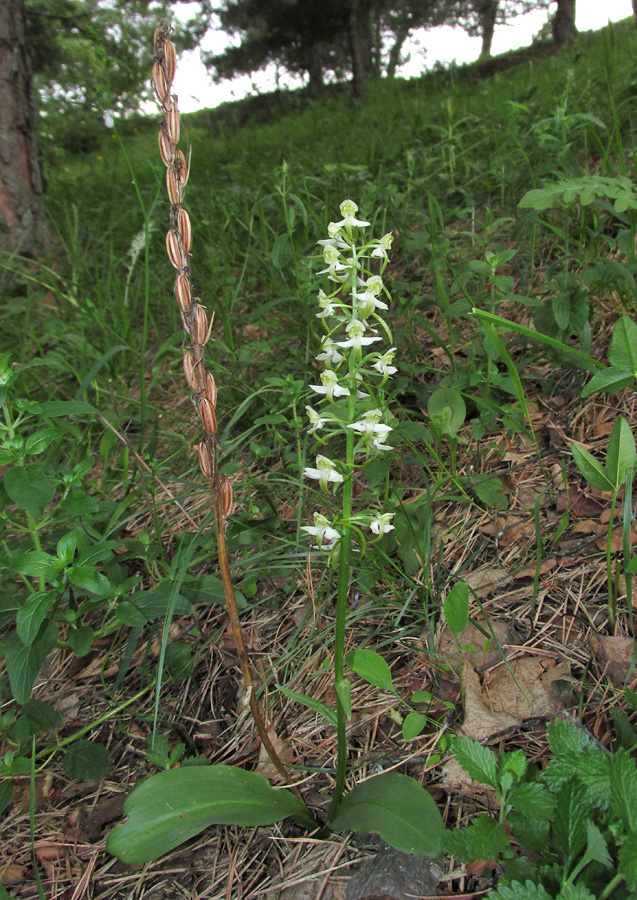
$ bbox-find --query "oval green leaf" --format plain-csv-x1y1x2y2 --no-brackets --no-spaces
345,648,393,692
330,772,444,856
106,766,310,863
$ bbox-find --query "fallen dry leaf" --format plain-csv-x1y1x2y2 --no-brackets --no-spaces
589,634,637,686
0,864,26,886
439,756,499,806
463,567,512,598
255,725,295,781
461,657,569,741
437,621,515,674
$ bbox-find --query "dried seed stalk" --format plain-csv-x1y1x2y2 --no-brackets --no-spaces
152,24,297,792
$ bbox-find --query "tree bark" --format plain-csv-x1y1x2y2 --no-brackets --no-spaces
305,42,324,97
633,0,637,28
0,0,46,256
552,0,577,47
479,0,498,60
347,0,366,100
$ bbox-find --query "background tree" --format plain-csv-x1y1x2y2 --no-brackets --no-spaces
552,0,576,45
0,0,46,255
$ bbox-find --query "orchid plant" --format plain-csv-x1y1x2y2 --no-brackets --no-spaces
301,199,402,815
106,127,444,859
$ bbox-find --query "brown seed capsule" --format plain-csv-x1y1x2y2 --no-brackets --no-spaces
204,371,217,407
220,477,234,519
199,396,217,436
175,148,189,187
166,229,183,269
166,102,180,145
152,61,168,103
183,350,196,388
177,207,192,253
163,40,177,86
175,272,191,312
158,129,172,167
195,304,209,346
198,441,213,479
166,167,182,205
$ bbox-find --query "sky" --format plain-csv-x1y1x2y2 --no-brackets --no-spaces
170,0,635,114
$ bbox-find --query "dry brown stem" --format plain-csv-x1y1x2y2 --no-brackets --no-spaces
152,23,299,795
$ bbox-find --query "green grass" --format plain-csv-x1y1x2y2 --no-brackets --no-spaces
3,16,637,890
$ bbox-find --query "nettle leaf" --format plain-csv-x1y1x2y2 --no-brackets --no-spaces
106,766,311,864
277,685,337,726
4,464,56,518
546,718,589,756
488,879,552,899
4,620,58,704
618,829,637,890
21,699,62,733
606,417,636,488
553,781,589,868
556,885,597,900
444,582,470,636
62,741,111,780
581,366,633,398
345,649,393,692
610,749,637,832
608,316,637,375
571,443,613,492
443,813,510,862
508,781,554,820
583,820,612,869
452,736,498,789
67,625,94,657
330,772,444,857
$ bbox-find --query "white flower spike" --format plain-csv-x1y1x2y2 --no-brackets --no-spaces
336,319,381,355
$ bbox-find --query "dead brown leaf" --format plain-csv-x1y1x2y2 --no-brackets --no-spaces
589,634,637,685
463,567,512,598
461,657,569,741
437,621,514,673
255,725,295,781
0,864,26,887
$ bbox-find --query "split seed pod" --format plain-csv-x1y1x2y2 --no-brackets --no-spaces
166,167,182,205
166,102,180,145
152,61,168,103
220,477,234,519
166,229,183,269
199,396,217,436
177,208,192,253
198,441,213,479
175,272,191,313
183,350,196,389
162,40,177,87
158,129,172,167
204,372,217,407
195,305,209,346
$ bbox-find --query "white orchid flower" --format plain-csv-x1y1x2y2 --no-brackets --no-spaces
372,348,397,377
304,455,344,492
310,369,350,401
301,512,340,550
370,512,395,535
331,199,370,231
371,233,394,260
336,319,381,354
316,288,337,319
306,406,326,433
316,337,344,366
348,409,393,444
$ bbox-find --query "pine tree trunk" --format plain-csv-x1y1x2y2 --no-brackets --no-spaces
306,43,324,97
347,0,366,100
633,0,637,27
479,0,498,60
0,0,46,255
552,0,577,47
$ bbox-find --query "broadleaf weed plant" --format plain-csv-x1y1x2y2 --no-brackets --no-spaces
106,26,445,864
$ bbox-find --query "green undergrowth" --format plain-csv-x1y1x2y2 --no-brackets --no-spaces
2,15,637,896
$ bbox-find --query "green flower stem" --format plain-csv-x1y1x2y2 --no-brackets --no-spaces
328,262,359,823
607,488,618,630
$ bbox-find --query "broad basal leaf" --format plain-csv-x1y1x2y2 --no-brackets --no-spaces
344,648,393,692
330,772,444,857
608,316,637,375
106,765,310,864
606,417,636,489
571,443,613,492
